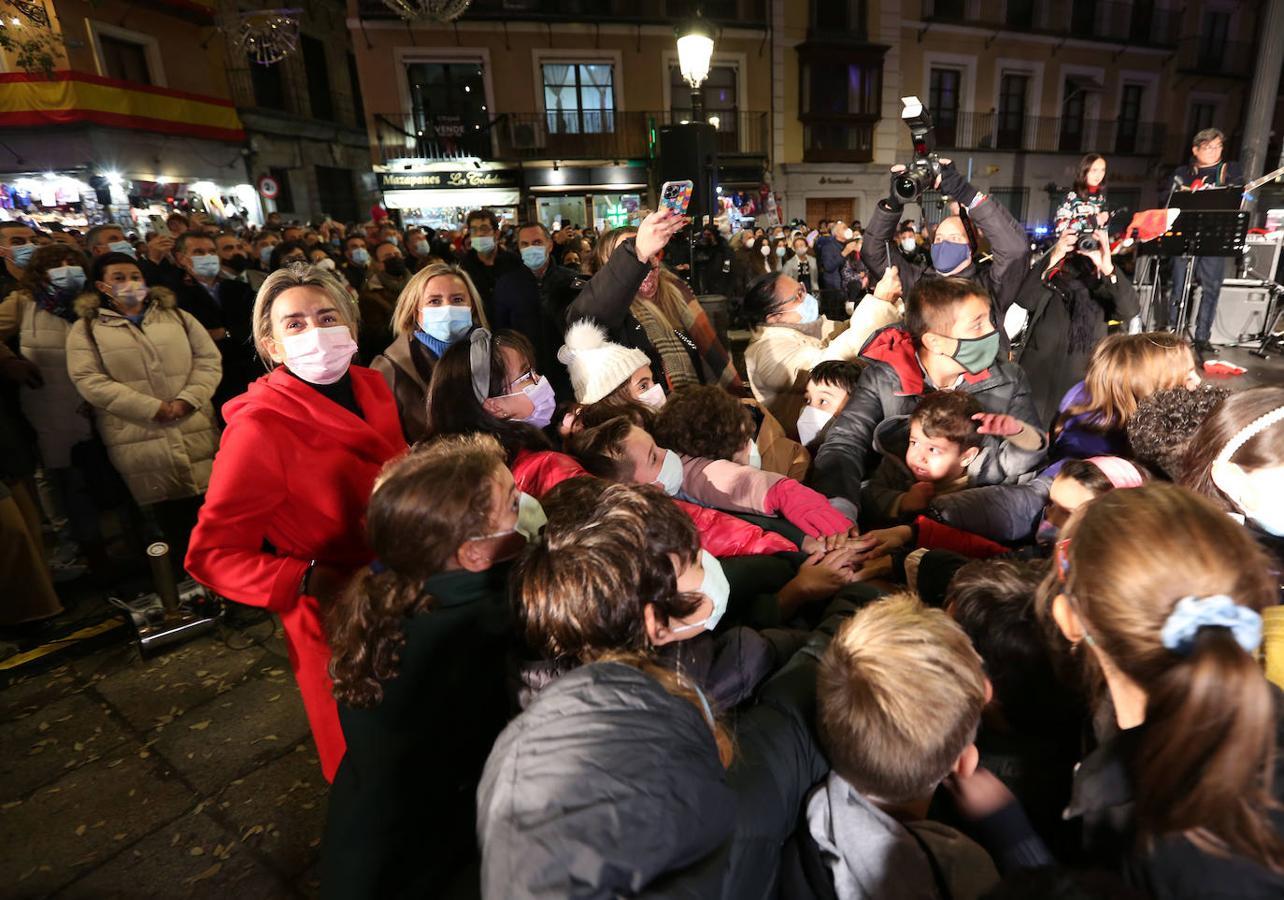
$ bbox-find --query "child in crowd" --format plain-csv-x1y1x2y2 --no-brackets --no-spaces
1126,384,1230,480
787,593,1048,898
558,318,667,418
321,434,528,899
809,277,1044,520
566,415,853,541
1042,484,1284,895
652,384,809,480
1052,331,1200,461
862,389,1045,527
798,359,865,451
1038,456,1147,544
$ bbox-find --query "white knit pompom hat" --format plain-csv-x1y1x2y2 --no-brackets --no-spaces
557,319,651,404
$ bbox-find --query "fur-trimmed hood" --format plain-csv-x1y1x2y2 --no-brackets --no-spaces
74,286,176,321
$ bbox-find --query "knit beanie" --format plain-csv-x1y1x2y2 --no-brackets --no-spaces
558,319,651,404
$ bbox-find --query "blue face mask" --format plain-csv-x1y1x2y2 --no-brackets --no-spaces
48,265,85,293
260,245,276,266
931,240,971,274
413,240,430,257
191,254,221,279
386,235,399,246
108,240,136,258
472,235,496,254
520,244,548,270
419,304,473,344
794,292,820,324
329,236,342,248
8,242,35,269
350,247,370,267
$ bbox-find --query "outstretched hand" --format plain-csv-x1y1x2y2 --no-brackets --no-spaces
635,208,688,263
972,412,1023,437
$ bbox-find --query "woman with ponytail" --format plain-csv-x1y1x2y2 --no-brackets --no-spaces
321,433,535,899
1041,483,1284,897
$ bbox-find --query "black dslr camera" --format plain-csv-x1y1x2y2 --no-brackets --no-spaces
892,97,942,204
1064,215,1101,252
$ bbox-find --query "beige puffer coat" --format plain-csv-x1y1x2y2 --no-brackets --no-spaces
0,289,92,468
65,287,222,506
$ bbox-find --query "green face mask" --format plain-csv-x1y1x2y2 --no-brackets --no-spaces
947,329,999,375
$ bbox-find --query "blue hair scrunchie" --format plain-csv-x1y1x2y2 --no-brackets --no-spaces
1159,594,1263,656
369,559,387,575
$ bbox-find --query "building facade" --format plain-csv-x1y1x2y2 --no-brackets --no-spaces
0,0,253,230
218,0,374,223
347,0,772,229
772,0,1259,229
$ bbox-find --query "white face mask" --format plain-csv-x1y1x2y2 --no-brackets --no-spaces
637,382,666,409
653,448,685,496
315,257,337,272
797,405,834,447
280,325,357,385
510,375,557,429
900,237,918,252
744,237,755,249
760,244,770,258
670,550,731,634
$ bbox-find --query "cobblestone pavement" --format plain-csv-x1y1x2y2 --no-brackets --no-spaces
1,614,325,900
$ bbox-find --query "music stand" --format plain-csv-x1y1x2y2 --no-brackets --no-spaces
1153,189,1248,339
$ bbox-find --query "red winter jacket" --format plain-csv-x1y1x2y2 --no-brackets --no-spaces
915,515,1008,558
186,367,406,781
512,449,796,556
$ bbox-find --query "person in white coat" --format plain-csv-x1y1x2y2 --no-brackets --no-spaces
742,267,903,440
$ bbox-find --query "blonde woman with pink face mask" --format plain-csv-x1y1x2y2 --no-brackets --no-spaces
185,264,407,784
567,210,743,399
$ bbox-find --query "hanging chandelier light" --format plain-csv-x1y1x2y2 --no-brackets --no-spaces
233,8,302,66
380,0,473,22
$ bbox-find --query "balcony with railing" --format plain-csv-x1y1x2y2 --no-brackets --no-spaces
372,109,769,163
1176,36,1254,79
931,111,1165,156
919,0,1177,47
356,0,767,27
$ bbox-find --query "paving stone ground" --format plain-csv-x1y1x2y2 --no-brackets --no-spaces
1,617,326,900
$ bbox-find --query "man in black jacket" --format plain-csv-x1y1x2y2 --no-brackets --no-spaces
170,231,258,418
459,208,521,324
1168,127,1244,352
492,221,582,398
861,160,1031,317
810,277,1044,522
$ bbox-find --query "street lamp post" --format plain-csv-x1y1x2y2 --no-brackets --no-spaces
676,14,715,124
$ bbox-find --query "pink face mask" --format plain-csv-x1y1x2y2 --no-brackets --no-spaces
280,324,357,385
637,267,660,298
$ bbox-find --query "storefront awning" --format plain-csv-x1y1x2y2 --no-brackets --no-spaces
382,188,521,209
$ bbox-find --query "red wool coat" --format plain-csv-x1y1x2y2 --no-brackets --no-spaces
185,366,406,781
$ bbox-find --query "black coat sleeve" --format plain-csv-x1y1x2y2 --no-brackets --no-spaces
807,365,891,513
565,239,649,329
971,195,1033,315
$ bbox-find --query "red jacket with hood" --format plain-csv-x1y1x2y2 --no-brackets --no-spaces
186,366,406,781
512,449,797,557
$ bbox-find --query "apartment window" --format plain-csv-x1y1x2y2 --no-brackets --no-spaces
315,166,358,223
1070,0,1097,37
1006,0,1035,29
1129,0,1155,42
997,73,1028,150
348,53,365,123
543,63,615,134
804,61,881,116
1198,11,1230,65
671,64,738,132
268,167,294,213
406,61,490,157
1116,83,1144,153
928,0,966,21
302,36,334,121
800,54,883,163
811,0,866,37
1190,102,1216,140
100,34,152,84
929,68,960,147
249,56,287,111
1060,78,1088,153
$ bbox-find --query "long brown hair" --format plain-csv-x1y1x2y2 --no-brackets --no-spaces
1073,153,1106,197
1060,333,1196,433
592,226,691,330
328,434,508,708
18,243,89,292
1038,484,1283,869
1181,386,1284,513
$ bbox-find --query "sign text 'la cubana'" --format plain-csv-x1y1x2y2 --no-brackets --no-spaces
377,170,521,190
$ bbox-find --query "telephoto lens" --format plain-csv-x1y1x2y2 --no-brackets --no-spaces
893,169,930,204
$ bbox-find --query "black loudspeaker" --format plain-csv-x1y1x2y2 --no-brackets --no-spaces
657,122,718,223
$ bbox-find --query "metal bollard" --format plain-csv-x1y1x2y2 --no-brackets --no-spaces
146,542,180,618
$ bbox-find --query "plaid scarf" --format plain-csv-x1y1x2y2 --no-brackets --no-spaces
635,275,744,394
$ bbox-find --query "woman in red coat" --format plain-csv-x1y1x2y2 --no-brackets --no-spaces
186,265,406,781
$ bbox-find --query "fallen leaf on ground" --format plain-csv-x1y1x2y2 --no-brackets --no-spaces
188,721,211,731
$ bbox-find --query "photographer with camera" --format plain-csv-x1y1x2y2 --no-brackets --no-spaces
1009,226,1139,429
861,98,1030,317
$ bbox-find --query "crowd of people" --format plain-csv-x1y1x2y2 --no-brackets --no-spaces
2,126,1282,899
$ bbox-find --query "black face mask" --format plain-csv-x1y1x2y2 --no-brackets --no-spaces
382,257,407,278
225,253,249,273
